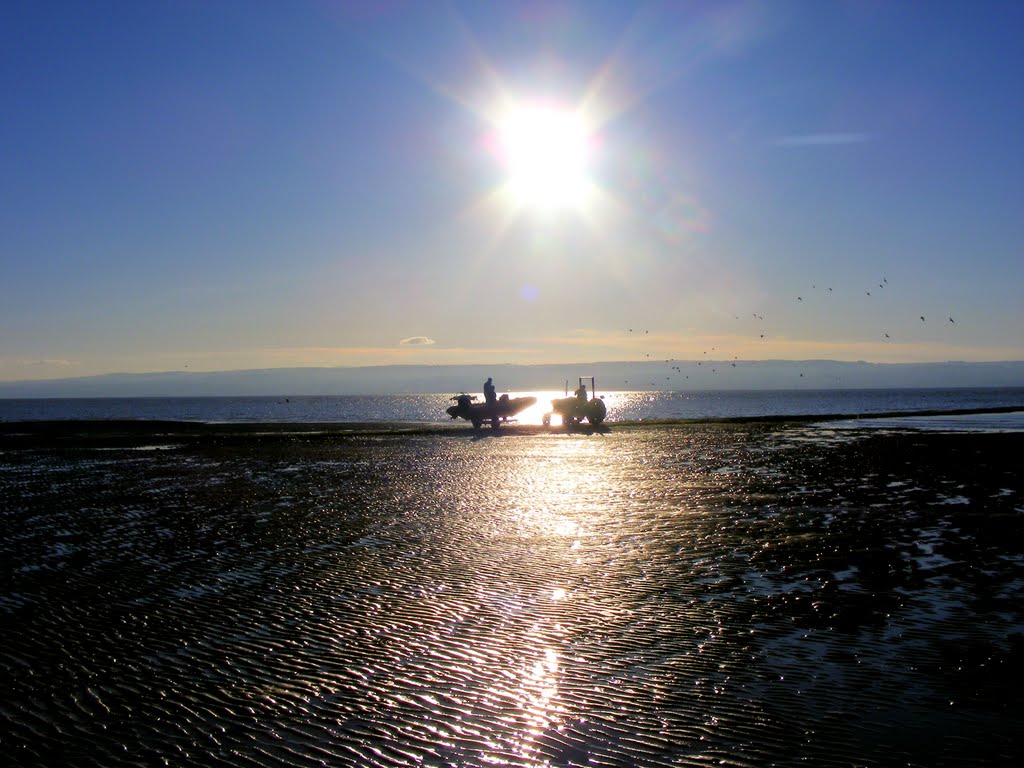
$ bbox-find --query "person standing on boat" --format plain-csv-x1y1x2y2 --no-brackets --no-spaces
575,381,588,402
484,377,497,406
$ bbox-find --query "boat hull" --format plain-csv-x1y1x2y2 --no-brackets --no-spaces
447,395,537,428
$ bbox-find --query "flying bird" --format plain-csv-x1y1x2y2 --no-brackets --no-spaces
949,316,955,323
920,316,926,322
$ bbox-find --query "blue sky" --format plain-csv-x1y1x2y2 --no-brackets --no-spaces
2,0,1022,381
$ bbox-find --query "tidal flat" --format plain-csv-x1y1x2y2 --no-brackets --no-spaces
1,421,1022,767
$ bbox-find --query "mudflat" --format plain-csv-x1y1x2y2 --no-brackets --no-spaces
2,421,1022,766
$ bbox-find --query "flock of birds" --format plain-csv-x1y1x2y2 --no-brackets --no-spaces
620,275,961,388
789,277,955,339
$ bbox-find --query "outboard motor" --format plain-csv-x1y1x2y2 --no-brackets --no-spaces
447,394,474,419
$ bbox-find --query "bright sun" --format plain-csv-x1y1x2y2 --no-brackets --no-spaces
498,106,592,210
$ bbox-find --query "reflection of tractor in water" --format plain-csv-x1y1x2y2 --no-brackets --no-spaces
543,377,607,427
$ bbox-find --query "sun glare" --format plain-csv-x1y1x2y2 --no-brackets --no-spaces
498,106,592,210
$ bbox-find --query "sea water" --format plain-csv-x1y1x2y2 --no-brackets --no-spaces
1,387,1023,427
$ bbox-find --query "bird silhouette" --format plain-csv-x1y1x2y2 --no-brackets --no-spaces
920,316,925,322
949,316,955,323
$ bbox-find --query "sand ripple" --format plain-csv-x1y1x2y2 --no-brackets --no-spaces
2,425,1022,766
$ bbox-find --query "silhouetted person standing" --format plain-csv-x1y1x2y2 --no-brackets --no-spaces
575,381,587,402
484,377,496,406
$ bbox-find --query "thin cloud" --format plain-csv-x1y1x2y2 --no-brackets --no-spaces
772,132,873,147
399,336,436,346
22,359,79,367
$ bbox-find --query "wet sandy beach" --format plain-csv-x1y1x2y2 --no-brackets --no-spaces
2,420,1022,767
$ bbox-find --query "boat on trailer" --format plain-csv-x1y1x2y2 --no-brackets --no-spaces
447,393,537,430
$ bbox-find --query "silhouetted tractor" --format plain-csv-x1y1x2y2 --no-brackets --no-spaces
543,377,607,427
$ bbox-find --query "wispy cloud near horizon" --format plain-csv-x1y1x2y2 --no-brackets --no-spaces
19,359,79,368
399,336,436,346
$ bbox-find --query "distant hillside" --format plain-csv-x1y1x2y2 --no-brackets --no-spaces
1,360,1023,397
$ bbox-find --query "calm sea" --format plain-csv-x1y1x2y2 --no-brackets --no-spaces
1,387,1023,428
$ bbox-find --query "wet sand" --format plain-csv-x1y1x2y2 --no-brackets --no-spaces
2,420,1022,766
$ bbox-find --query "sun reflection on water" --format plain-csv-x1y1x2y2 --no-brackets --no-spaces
471,437,619,763
496,390,640,426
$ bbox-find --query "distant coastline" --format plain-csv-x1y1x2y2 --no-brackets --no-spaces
1,359,1022,398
